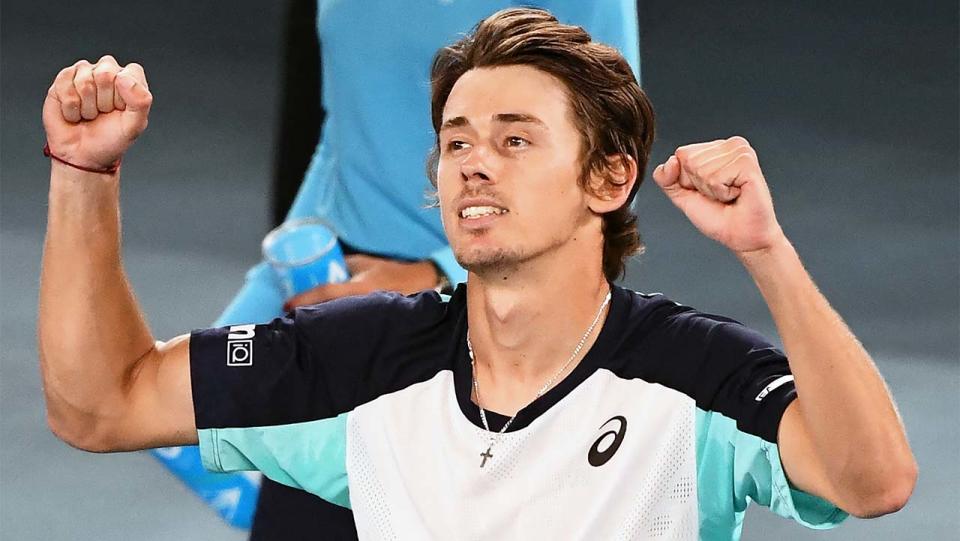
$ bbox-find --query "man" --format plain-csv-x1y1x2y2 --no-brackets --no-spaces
196,3,643,536
39,8,915,540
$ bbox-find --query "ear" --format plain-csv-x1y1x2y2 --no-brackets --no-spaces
586,154,638,214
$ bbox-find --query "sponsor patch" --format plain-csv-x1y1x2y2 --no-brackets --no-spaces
226,324,255,367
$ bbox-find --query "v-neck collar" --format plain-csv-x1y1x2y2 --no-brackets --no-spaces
450,283,628,432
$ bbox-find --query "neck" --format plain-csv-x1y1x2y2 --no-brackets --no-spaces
465,241,611,412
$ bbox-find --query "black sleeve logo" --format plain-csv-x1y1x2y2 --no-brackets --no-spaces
588,415,627,467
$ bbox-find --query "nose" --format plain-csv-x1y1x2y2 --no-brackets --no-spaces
460,146,493,184
461,164,490,183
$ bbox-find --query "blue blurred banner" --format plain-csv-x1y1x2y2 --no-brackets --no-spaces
151,446,260,528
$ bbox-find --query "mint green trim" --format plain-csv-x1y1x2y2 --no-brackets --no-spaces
428,245,466,287
198,429,222,472
197,412,351,508
762,432,849,528
695,408,848,540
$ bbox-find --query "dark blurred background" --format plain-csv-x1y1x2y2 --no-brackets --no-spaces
1,1,957,539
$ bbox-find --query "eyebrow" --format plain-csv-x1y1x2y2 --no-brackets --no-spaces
440,113,548,132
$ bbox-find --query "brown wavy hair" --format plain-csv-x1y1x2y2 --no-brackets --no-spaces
426,7,655,281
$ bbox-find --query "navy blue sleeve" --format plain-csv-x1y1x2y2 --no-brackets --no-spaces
619,294,797,443
190,290,454,430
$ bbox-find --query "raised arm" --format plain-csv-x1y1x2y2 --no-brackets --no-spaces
39,56,196,452
652,136,917,518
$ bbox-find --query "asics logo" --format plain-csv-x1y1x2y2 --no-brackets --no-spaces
588,415,627,467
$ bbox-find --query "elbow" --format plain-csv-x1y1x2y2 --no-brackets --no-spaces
844,459,918,518
46,409,122,453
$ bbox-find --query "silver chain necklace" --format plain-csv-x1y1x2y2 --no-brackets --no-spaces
467,290,612,468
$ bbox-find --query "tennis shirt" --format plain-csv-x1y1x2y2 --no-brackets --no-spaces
190,284,848,540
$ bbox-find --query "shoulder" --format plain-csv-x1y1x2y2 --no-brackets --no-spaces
291,287,459,334
611,286,693,338
614,286,770,348
287,286,466,383
297,288,450,316
605,286,782,384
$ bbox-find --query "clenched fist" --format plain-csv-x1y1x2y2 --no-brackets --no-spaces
652,136,785,255
42,55,152,171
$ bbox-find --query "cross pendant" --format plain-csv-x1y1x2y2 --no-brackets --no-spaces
480,446,493,468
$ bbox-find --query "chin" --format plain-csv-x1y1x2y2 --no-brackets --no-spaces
455,245,527,276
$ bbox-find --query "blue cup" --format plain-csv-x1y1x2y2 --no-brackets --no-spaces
149,220,350,530
262,218,350,298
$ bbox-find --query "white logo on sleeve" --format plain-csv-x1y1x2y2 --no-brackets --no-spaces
754,375,794,402
226,324,255,367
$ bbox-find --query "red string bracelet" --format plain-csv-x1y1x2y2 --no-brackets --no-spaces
43,143,121,175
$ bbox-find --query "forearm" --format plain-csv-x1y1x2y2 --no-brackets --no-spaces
739,236,916,505
39,162,157,444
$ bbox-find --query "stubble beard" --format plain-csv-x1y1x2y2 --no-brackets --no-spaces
454,230,570,280
455,245,526,277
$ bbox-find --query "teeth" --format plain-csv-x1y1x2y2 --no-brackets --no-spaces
460,206,508,219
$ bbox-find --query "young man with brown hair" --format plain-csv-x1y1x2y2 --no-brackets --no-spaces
38,8,915,540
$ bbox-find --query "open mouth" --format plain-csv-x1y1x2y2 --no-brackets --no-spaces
459,206,509,219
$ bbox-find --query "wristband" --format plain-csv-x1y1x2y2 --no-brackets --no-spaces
43,143,121,175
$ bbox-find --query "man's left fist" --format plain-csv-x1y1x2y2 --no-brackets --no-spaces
652,136,784,254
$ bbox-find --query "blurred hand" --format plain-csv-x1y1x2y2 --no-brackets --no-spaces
652,136,785,255
283,254,440,310
42,55,153,170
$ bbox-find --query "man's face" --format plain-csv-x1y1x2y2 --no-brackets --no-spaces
437,65,594,275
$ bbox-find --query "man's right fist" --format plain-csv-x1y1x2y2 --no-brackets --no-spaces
42,55,152,171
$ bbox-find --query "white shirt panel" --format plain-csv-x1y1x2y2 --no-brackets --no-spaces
346,369,698,540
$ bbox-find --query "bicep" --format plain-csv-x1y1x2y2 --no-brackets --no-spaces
117,334,197,450
778,401,838,504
